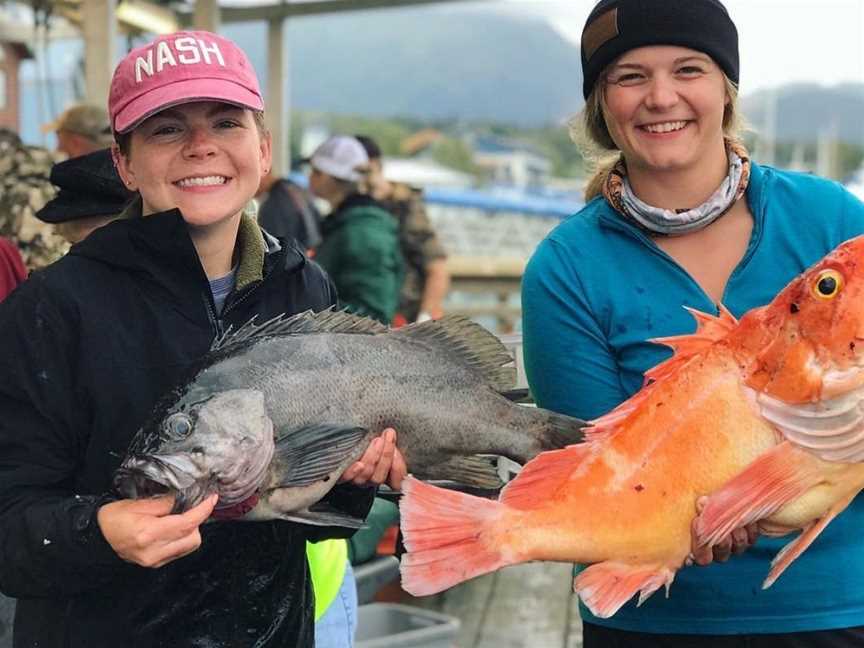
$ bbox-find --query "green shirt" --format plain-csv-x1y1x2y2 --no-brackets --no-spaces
316,194,403,324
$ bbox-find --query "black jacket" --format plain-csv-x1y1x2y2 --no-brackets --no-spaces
0,208,373,647
257,178,322,250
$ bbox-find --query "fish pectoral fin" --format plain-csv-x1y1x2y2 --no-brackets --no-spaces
278,505,367,529
763,490,856,589
418,456,504,491
273,422,368,488
694,441,824,548
574,561,676,619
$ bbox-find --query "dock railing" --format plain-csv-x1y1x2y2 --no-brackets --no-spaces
444,255,525,335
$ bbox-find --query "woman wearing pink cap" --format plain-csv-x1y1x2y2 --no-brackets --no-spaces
0,31,404,647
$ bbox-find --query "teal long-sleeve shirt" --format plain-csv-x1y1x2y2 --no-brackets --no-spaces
522,162,864,634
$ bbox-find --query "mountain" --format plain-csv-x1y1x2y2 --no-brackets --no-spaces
223,7,584,127
16,7,864,141
741,83,864,144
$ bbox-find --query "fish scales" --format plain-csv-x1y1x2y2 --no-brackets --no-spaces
189,332,550,466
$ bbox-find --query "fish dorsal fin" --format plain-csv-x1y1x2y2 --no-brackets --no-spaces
585,403,636,443
501,445,591,509
587,305,738,443
645,305,737,384
393,315,516,392
210,308,388,353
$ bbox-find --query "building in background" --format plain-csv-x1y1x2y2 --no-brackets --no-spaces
472,135,552,191
0,20,33,132
846,167,864,201
381,158,473,190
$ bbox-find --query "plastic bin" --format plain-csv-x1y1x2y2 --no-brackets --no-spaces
355,603,460,648
354,556,400,604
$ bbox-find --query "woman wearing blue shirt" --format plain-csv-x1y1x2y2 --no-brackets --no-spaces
522,1,864,646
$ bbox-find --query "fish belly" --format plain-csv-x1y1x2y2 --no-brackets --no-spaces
768,462,864,528
529,354,780,567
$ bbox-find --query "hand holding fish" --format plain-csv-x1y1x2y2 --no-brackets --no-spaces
98,493,218,568
338,428,408,489
689,496,758,566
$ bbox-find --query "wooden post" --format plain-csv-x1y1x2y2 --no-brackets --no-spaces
82,0,116,105
266,17,288,176
193,0,221,32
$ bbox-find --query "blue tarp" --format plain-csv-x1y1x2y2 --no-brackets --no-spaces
423,187,582,218
288,172,582,218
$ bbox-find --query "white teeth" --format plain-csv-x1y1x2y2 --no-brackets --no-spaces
177,176,227,187
643,121,688,134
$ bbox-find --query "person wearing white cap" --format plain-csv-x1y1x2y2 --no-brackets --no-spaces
308,135,404,324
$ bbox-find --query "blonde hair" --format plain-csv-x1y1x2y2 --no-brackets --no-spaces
573,75,744,201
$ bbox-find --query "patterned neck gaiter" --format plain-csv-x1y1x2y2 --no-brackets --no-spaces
601,139,751,237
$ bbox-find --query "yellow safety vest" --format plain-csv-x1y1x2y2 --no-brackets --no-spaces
306,539,348,621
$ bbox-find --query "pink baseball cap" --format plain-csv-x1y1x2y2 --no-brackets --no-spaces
108,30,264,134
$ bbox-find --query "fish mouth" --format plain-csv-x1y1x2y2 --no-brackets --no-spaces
114,454,214,513
821,356,864,400
114,444,274,515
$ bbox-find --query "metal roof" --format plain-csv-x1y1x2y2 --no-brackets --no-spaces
179,0,490,24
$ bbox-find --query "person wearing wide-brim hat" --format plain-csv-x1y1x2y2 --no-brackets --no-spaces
41,104,114,158
36,148,136,244
522,0,864,646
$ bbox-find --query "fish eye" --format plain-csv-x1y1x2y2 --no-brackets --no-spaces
812,269,844,300
166,413,193,439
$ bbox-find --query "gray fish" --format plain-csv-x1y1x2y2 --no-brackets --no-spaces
114,310,586,527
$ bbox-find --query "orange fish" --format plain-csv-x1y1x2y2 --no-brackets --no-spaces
399,234,864,618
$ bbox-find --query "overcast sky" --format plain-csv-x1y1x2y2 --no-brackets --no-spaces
494,0,864,94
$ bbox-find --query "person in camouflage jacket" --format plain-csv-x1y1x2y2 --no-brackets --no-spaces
380,182,449,322
0,129,67,270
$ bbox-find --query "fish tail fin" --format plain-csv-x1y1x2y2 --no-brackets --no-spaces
574,561,676,618
400,476,515,596
534,408,587,450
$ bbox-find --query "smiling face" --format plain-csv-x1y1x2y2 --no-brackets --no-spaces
601,45,729,176
114,101,271,228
